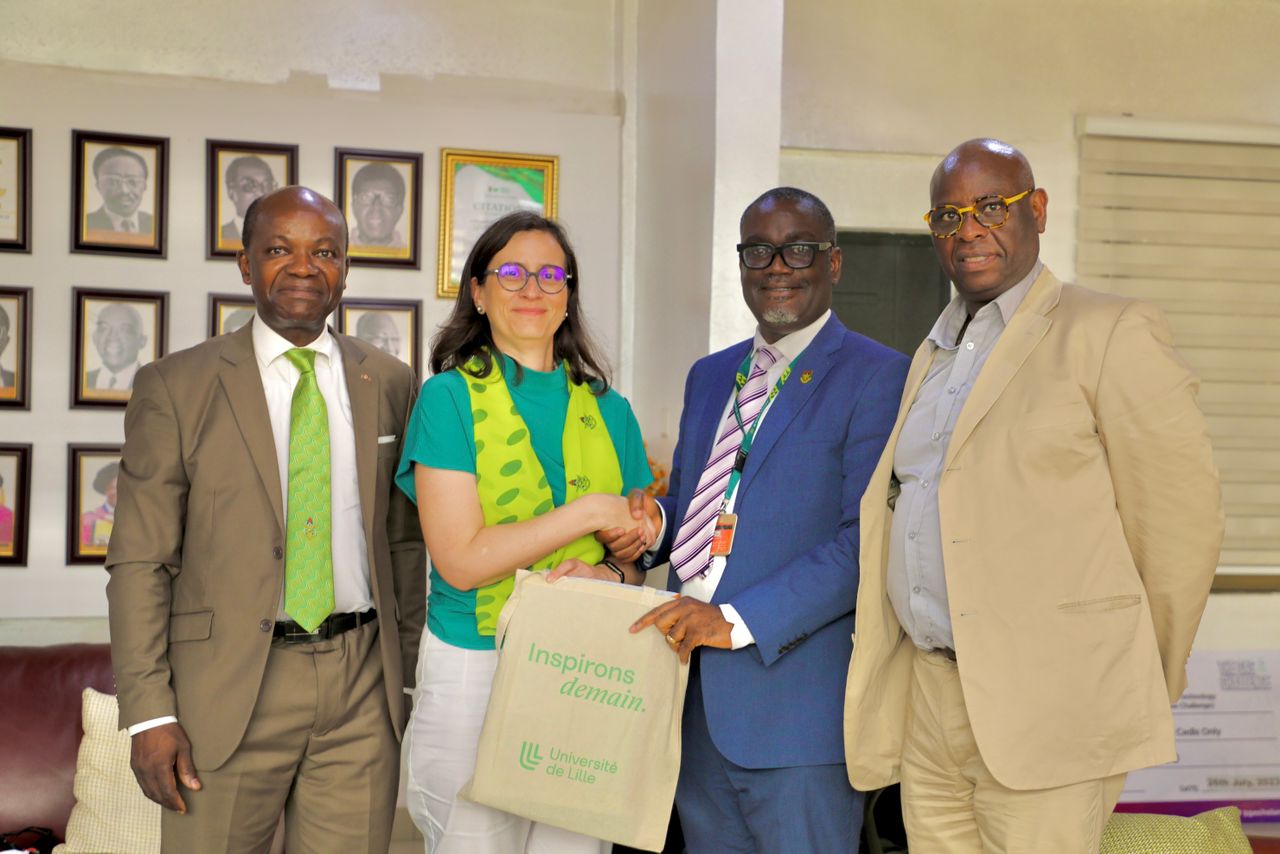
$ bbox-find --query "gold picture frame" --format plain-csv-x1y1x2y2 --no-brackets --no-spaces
436,148,558,299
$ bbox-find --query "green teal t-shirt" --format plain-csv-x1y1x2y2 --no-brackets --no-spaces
395,355,653,650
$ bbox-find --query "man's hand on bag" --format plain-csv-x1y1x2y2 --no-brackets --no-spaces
131,722,201,813
631,597,731,664
596,489,662,563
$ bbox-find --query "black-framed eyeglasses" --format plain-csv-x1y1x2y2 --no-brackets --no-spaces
923,189,1034,239
484,262,571,294
736,241,833,270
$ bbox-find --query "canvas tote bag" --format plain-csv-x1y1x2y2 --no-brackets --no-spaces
460,570,689,851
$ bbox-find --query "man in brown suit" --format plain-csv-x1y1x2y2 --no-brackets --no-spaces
106,186,426,853
843,139,1224,851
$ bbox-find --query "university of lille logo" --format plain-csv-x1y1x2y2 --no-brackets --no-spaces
519,741,544,771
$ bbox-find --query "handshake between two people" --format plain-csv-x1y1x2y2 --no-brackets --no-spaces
545,489,662,584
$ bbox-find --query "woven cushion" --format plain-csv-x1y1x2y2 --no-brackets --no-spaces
1101,807,1250,854
53,688,160,853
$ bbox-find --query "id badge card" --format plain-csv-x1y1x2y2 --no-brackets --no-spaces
709,513,738,557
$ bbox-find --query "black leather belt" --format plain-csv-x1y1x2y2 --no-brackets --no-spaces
273,609,377,643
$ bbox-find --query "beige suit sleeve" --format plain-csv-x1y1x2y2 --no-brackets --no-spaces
1095,300,1225,702
105,364,188,728
388,370,427,689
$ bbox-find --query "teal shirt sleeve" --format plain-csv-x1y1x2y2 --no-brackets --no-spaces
598,388,654,494
394,371,476,504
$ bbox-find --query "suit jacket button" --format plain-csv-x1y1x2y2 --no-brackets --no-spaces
272,546,283,560
259,619,272,632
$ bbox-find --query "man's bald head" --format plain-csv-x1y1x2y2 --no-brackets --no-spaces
930,138,1036,201
927,138,1048,310
242,186,348,251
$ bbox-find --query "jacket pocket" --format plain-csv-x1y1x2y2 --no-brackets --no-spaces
169,609,214,642
1056,594,1142,614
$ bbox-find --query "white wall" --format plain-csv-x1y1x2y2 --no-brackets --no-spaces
0,1,626,621
780,0,1280,280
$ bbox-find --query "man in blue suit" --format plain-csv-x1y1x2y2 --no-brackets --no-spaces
613,187,909,852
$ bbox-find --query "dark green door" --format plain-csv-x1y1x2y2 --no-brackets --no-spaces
832,231,949,356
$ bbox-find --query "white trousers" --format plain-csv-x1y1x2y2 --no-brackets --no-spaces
406,630,612,854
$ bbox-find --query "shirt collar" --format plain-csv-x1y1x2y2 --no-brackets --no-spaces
752,309,831,363
104,208,138,231
251,316,335,371
927,260,1043,350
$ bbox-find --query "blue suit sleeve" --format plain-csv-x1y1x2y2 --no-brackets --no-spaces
729,354,909,665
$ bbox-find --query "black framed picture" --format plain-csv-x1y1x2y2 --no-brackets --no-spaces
334,147,423,268
0,286,31,410
337,297,423,377
0,443,32,566
208,292,257,338
71,130,168,258
71,288,168,408
0,127,31,253
207,139,299,259
67,444,122,564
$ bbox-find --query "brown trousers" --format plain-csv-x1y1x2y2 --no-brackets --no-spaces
161,621,399,854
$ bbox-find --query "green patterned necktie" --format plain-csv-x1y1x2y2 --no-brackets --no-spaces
283,348,334,632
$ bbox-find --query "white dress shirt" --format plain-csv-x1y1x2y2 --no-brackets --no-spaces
102,208,141,233
91,360,141,391
654,310,832,650
129,317,373,736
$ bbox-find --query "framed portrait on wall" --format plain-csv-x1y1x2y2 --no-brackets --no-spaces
67,444,122,564
337,297,423,377
71,130,168,258
208,292,257,338
334,148,422,269
0,286,32,410
207,139,298,259
71,288,168,408
437,148,558,299
0,443,32,566
0,127,31,253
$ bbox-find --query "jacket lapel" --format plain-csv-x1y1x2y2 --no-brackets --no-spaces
736,314,841,499
217,323,285,534
944,268,1060,468
336,334,378,546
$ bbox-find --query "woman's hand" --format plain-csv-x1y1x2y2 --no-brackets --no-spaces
547,558,616,583
595,489,661,562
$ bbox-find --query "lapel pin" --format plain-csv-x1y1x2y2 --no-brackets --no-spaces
360,373,372,382
800,370,814,384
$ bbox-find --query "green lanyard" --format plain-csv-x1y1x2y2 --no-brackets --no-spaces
722,349,794,509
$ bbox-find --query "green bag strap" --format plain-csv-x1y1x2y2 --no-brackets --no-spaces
462,355,623,635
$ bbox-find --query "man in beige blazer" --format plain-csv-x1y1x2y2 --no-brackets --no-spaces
843,139,1224,852
106,186,426,853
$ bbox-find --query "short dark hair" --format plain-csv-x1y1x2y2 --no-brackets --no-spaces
352,162,405,203
226,155,272,185
93,461,120,495
430,211,610,393
741,187,837,244
92,147,148,180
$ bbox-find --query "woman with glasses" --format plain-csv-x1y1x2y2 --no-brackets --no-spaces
394,210,654,853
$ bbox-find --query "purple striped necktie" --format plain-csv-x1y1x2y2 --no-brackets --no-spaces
670,344,780,582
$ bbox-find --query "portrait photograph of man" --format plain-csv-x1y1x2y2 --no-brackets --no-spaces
73,131,167,256
0,444,31,565
67,446,121,563
73,290,167,406
207,140,296,258
338,299,421,375
0,126,31,253
336,149,421,267
0,288,30,408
